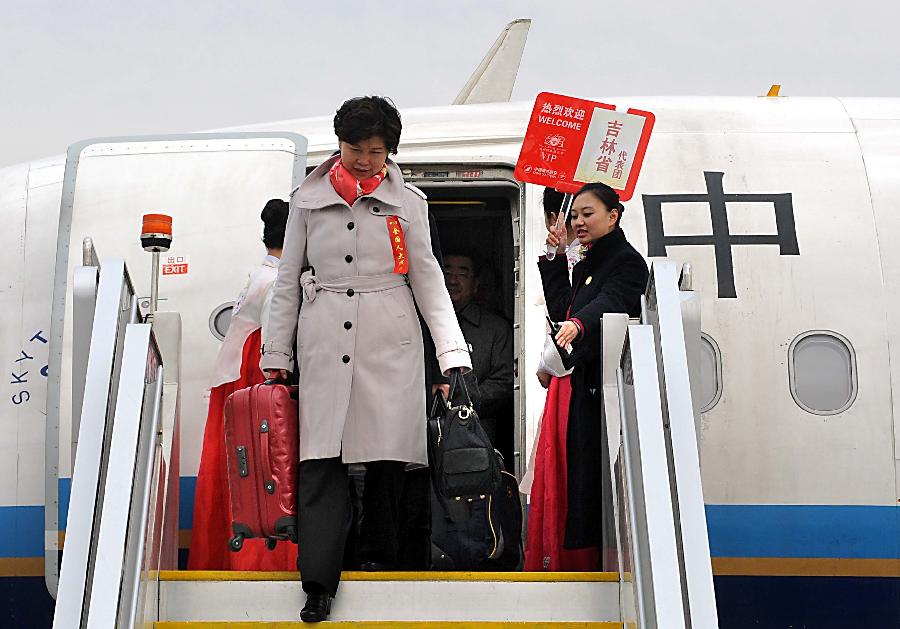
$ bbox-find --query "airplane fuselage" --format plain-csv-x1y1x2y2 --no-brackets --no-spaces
1,96,899,627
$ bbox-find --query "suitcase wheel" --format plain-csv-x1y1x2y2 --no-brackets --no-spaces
265,538,277,551
229,534,245,552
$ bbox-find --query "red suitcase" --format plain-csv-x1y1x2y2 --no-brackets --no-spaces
224,382,299,551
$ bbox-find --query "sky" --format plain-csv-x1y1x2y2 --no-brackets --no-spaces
1,0,898,167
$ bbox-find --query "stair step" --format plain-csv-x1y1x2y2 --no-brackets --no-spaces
158,570,619,582
158,572,622,623
155,623,621,628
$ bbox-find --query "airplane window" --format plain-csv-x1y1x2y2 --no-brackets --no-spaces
699,333,722,412
789,332,857,415
209,302,234,341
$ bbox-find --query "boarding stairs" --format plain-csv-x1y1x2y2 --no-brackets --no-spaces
51,243,717,628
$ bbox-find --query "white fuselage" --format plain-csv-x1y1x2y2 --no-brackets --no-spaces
1,96,899,586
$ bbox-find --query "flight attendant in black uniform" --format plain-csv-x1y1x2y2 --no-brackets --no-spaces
539,182,649,551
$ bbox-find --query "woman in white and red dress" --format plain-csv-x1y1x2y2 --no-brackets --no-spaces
188,199,296,570
525,187,598,572
525,184,648,573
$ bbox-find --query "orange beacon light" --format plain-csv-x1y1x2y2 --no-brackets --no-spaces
140,213,173,315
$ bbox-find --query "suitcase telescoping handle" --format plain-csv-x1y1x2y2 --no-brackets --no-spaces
259,420,275,495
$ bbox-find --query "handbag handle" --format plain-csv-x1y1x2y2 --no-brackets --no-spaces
429,389,449,419
448,368,474,409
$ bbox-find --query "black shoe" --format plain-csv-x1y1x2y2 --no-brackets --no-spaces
359,560,394,571
299,591,331,623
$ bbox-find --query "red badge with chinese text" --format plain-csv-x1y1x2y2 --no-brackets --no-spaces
514,92,655,201
386,216,409,274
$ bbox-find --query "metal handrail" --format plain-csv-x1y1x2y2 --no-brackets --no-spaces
54,257,179,629
646,263,718,628
54,260,136,628
84,325,162,629
605,260,718,629
82,237,100,268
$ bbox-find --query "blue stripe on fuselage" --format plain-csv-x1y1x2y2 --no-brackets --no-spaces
0,505,43,557
179,476,196,530
1,479,898,561
57,475,194,530
706,504,900,559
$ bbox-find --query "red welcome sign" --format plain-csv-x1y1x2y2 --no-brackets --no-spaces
514,92,655,200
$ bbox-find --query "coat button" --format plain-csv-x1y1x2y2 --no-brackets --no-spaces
342,355,351,364
345,254,353,263
344,321,352,330
347,221,355,230
346,289,355,297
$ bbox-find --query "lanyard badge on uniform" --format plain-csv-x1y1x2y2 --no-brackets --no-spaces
386,216,409,274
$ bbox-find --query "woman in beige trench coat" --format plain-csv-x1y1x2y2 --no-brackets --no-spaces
261,96,471,622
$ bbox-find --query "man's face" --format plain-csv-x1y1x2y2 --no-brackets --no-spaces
444,255,477,308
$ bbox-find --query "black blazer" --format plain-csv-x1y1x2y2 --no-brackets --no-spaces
539,227,649,369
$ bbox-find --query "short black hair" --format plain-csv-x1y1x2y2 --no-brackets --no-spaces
261,198,289,249
542,187,565,220
334,96,402,154
574,182,625,227
443,249,481,273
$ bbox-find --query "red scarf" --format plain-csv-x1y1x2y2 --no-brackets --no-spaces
329,159,388,206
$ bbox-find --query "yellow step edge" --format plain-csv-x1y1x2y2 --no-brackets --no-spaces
154,623,622,628
158,570,619,583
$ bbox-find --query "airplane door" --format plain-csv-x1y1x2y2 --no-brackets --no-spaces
45,132,307,595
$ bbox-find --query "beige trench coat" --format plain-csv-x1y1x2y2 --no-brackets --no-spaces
261,155,471,465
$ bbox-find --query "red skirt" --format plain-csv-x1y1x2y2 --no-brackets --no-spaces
188,329,297,570
524,375,599,571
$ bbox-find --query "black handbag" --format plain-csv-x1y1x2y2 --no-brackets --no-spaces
427,370,502,499
430,459,524,571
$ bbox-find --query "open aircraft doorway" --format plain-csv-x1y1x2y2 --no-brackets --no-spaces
402,164,525,476
49,132,308,626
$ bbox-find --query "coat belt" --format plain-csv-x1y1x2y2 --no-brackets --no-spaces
300,271,409,303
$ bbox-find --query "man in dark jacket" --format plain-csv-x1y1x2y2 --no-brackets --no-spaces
442,252,514,464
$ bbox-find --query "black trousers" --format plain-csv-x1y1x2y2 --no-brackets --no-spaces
357,461,407,566
346,464,431,570
296,457,406,595
396,467,431,569
296,457,351,596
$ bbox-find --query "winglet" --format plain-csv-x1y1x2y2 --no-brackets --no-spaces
452,19,531,105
